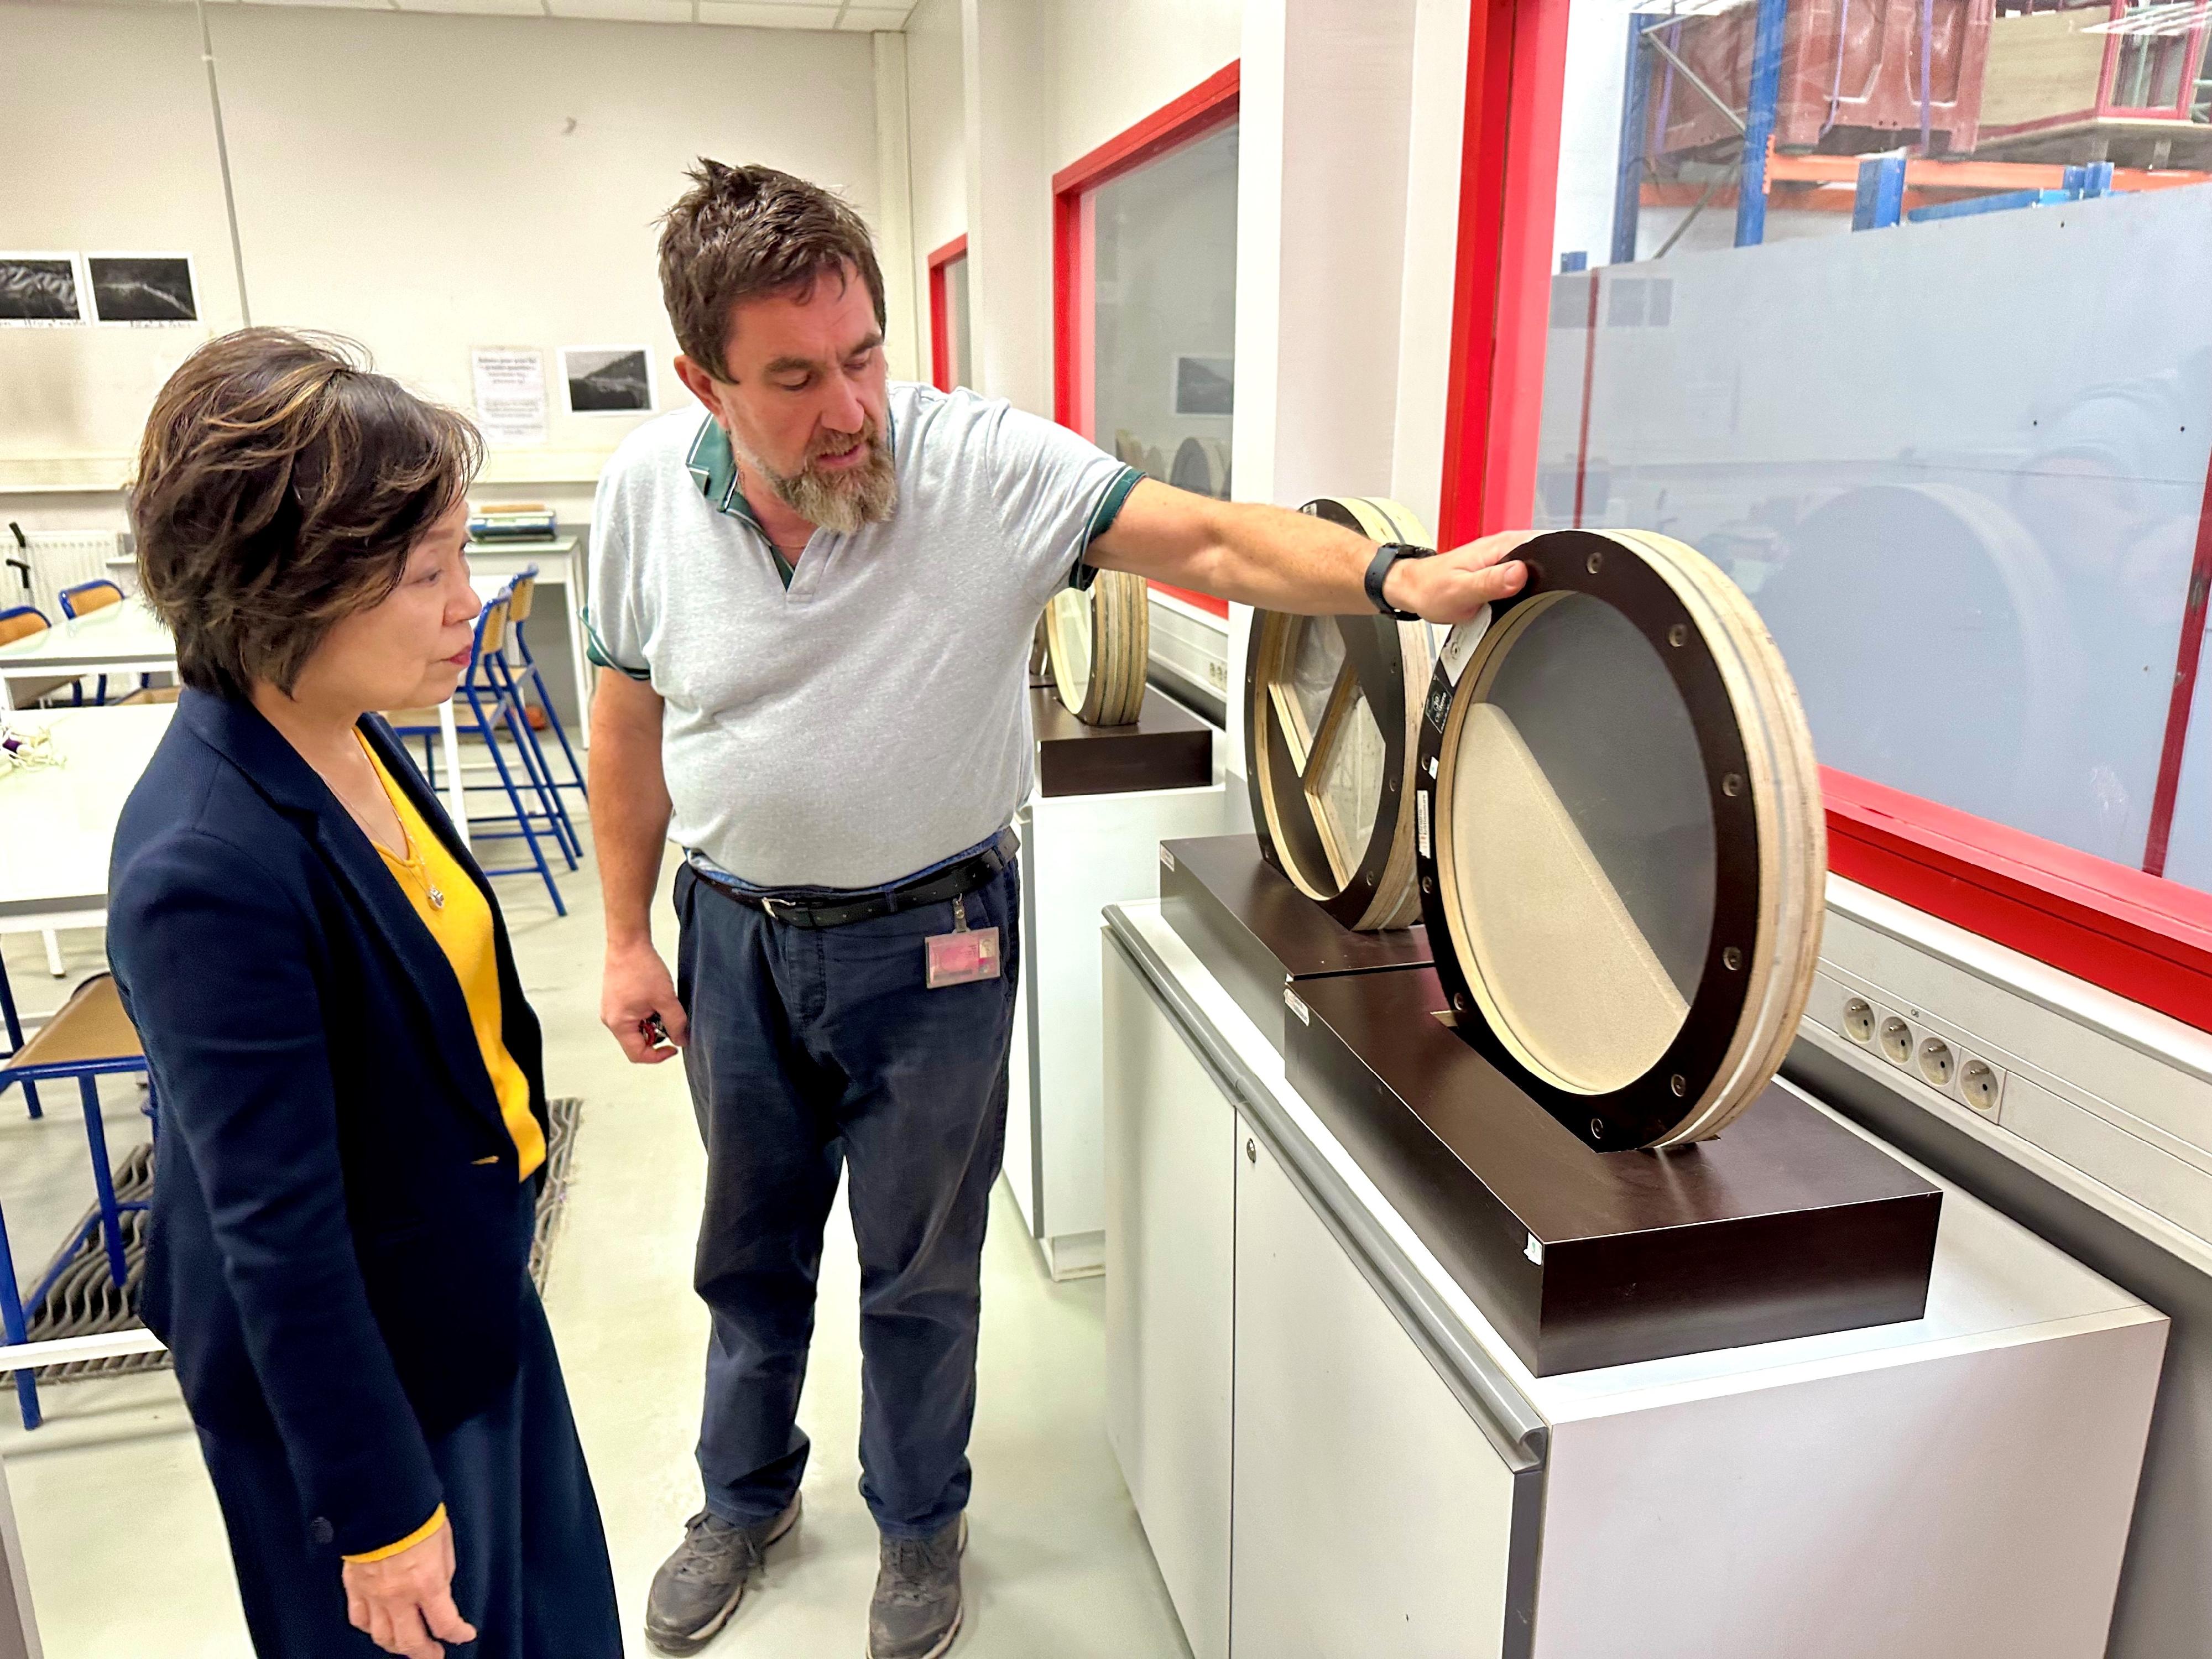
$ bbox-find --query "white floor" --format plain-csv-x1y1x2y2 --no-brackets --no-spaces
1,826,1191,1658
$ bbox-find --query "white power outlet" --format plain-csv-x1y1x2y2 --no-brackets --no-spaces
1824,978,2006,1122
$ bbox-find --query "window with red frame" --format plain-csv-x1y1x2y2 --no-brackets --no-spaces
927,235,972,393
1054,64,1239,616
1443,0,2212,1027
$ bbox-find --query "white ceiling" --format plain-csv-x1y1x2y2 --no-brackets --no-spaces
96,0,914,28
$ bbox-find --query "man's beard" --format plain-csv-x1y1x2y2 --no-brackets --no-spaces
738,420,898,535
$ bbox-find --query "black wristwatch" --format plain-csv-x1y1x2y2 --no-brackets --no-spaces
1364,542,1433,620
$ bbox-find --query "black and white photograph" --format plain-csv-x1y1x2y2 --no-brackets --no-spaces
0,255,85,325
1172,352,1234,416
560,345,655,414
87,254,198,325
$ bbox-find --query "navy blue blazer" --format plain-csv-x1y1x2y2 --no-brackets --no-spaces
107,690,548,1559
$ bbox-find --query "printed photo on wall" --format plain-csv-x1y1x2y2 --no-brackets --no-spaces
87,255,198,325
1172,354,1234,417
561,346,655,415
0,255,86,326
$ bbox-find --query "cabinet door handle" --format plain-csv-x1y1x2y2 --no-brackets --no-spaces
1246,1137,1258,1164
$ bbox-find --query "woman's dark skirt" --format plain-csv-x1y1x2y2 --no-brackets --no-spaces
195,1286,621,1658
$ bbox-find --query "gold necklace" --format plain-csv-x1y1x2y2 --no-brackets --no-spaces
356,738,445,910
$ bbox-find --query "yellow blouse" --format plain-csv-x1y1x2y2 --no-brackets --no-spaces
358,734,545,1184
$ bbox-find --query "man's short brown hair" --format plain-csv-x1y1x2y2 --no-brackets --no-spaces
658,160,886,379
131,328,481,700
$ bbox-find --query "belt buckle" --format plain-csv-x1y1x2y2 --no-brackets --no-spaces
761,894,795,924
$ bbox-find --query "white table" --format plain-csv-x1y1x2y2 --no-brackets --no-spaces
0,706,174,978
466,538,588,744
0,604,176,714
0,604,476,858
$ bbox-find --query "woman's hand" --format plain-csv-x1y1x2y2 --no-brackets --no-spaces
341,1517,478,1658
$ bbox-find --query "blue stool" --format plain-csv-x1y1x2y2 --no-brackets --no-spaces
389,596,570,915
0,971,150,1431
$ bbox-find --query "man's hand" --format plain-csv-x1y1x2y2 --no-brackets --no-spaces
603,938,688,1064
342,1517,476,1659
1383,530,1540,624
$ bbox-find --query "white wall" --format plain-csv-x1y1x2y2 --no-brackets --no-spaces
0,2,881,528
1049,0,1241,170
906,0,969,336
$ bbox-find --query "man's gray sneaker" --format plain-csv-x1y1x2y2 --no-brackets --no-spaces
867,1514,967,1659
644,1495,801,1655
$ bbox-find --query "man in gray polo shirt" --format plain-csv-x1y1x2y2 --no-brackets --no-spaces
590,161,1527,1659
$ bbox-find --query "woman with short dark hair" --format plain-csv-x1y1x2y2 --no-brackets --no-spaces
108,328,621,1659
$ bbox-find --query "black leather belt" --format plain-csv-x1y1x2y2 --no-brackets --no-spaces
697,830,1019,930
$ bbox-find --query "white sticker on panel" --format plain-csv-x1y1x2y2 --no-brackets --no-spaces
1439,606,1492,684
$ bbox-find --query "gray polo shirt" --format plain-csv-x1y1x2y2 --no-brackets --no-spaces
586,383,1140,889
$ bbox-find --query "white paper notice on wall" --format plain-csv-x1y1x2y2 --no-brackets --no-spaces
469,347,549,447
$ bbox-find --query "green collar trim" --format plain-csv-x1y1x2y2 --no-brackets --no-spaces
685,416,766,533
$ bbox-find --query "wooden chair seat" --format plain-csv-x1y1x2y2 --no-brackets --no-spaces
3,974,142,1072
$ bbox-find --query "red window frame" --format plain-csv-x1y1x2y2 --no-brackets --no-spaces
926,234,967,394
1052,60,1240,622
1439,0,2212,1030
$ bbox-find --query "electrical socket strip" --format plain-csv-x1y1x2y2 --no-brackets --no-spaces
1819,977,2008,1121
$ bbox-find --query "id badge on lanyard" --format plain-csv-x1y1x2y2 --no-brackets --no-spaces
925,893,1003,989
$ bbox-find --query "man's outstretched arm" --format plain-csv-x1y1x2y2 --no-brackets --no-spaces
1087,478,1533,624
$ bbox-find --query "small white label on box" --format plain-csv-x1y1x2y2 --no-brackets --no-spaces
1284,988,1310,1025
1160,846,1175,872
1524,1233,1545,1266
1416,790,1431,858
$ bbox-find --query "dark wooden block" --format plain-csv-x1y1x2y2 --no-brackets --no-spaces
1285,965,1942,1376
1032,685,1212,797
1160,834,1431,1049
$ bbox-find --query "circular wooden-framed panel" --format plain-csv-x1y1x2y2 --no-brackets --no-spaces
1415,528,1823,1150
1046,568,1150,726
1244,497,1439,932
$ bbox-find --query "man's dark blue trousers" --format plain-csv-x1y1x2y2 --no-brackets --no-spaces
672,855,1019,1541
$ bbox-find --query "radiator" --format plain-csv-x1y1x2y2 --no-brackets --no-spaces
4,531,121,619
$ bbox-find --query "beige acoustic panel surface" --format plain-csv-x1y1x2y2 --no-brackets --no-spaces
1451,702,1689,1095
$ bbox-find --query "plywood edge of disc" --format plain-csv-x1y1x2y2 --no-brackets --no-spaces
1083,568,1150,726
1612,530,1824,1146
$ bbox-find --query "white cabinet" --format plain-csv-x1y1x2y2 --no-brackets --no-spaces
1102,944,1235,1659
1014,779,1235,1277
1231,1128,1521,1658
1103,900,2167,1659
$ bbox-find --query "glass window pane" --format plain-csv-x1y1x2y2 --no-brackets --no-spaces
946,252,972,391
1086,120,1238,494
1534,0,2212,895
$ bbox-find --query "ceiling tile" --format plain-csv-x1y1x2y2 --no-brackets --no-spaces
838,5,907,27
696,1,839,24
545,0,692,18
241,0,397,10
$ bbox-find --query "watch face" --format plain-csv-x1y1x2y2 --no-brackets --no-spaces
1244,498,1437,931
1416,528,1824,1150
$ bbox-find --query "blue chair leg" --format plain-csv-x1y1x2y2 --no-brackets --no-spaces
77,1076,129,1290
518,633,587,804
0,957,43,1120
0,1195,41,1431
468,691,566,916
491,658,578,863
